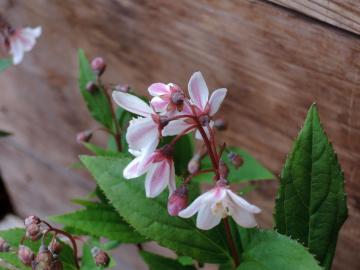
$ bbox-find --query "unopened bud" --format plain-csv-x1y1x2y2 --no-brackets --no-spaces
86,81,98,93
91,57,106,76
0,238,10,252
76,130,93,144
168,186,188,216
218,160,229,178
214,118,227,131
114,84,130,93
18,245,35,266
187,154,200,174
228,152,243,169
91,247,110,267
49,239,62,255
24,215,41,227
26,223,42,241
33,245,53,270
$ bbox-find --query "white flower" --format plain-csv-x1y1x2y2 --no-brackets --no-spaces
8,26,42,65
179,182,261,230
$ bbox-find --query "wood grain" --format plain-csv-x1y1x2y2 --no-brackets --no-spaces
0,0,359,269
268,0,360,35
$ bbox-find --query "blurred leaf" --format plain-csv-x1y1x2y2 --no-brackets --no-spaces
0,59,12,73
140,251,196,270
0,130,12,138
83,143,121,157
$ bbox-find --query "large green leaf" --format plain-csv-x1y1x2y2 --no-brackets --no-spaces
80,155,232,264
237,230,321,270
0,59,12,73
274,104,347,269
50,201,145,243
193,147,275,183
140,251,196,270
78,49,113,129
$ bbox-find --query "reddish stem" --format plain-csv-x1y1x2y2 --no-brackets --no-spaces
183,168,215,185
169,125,197,147
223,217,240,267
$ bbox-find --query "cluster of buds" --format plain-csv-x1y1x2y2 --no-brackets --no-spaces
31,244,63,270
112,71,261,230
0,237,10,252
91,247,110,267
25,215,42,241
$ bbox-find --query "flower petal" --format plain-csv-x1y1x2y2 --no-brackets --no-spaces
148,83,169,96
227,190,261,214
167,160,176,196
123,156,144,179
188,72,209,110
150,96,169,112
230,206,258,228
145,161,169,198
126,117,159,150
209,88,227,116
19,27,42,51
162,119,194,136
10,39,24,65
196,204,221,230
112,91,153,117
178,193,207,218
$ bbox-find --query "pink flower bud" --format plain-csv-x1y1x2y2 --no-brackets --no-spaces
168,186,188,216
91,247,110,267
18,245,35,266
214,118,227,131
26,223,42,241
24,215,41,227
76,130,93,144
219,160,229,178
91,57,106,76
228,152,243,169
114,84,130,93
33,245,53,270
49,239,62,254
86,81,98,93
0,237,10,252
188,154,200,174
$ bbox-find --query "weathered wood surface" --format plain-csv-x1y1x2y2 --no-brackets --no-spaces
268,0,360,35
0,0,359,269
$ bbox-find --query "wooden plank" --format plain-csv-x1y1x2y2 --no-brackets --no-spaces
268,0,360,35
0,0,359,269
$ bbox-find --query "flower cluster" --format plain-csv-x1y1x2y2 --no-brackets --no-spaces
113,71,261,230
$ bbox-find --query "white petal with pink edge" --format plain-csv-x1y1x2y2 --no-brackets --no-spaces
188,72,209,111
162,119,194,137
126,117,159,151
209,88,227,116
112,91,153,117
148,83,169,96
145,161,170,198
150,96,169,112
196,204,222,230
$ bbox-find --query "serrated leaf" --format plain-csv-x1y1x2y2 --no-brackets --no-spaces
78,49,113,129
0,59,12,73
50,201,145,243
237,230,322,270
193,147,275,183
274,104,347,269
0,130,12,138
140,251,196,270
80,155,232,264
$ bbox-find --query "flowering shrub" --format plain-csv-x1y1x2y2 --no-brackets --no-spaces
0,19,348,270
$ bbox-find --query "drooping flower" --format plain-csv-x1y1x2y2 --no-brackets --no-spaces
5,26,42,65
123,145,176,198
112,91,164,151
163,71,227,139
179,179,261,230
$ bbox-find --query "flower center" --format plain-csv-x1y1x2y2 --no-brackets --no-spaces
198,114,210,126
211,201,228,218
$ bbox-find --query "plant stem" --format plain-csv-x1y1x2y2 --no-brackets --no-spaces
183,168,215,185
223,217,240,267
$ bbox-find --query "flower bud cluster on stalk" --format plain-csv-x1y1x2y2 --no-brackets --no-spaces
112,71,261,232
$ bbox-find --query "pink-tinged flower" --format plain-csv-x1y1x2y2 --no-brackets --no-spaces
179,180,261,230
124,145,176,198
162,72,227,139
6,26,42,65
112,91,165,151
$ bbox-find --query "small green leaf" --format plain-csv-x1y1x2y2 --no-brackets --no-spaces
0,130,12,138
82,143,121,157
78,49,113,129
0,59,12,73
274,104,348,269
50,201,145,243
81,155,232,264
193,147,275,183
237,230,322,270
140,251,196,270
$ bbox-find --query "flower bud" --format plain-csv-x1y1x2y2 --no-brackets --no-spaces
76,130,93,144
187,154,200,174
218,160,229,178
32,245,53,270
91,57,106,76
26,223,42,241
86,81,98,93
114,84,130,93
228,152,243,169
49,239,62,255
0,237,10,252
91,247,110,267
214,118,227,131
18,245,35,266
24,215,41,227
168,185,188,216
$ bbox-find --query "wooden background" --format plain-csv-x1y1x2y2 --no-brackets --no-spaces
0,0,359,269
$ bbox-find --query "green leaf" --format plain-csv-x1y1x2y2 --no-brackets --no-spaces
237,230,321,270
193,147,275,183
140,251,196,270
173,134,194,176
274,104,348,269
80,155,232,264
0,59,12,73
50,201,145,243
0,130,12,138
83,143,121,157
78,49,113,129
